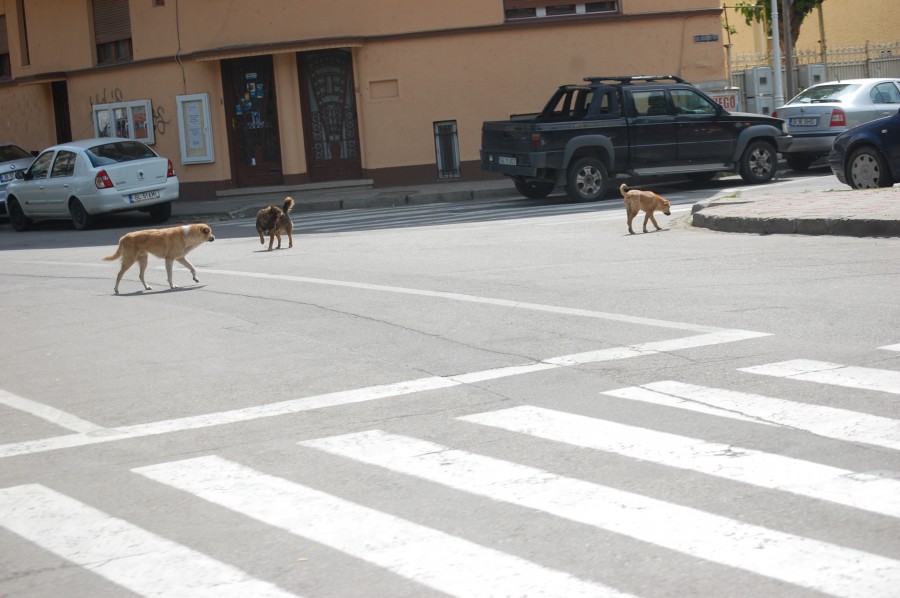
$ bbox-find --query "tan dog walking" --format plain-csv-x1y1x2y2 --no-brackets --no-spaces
103,224,215,294
620,183,671,234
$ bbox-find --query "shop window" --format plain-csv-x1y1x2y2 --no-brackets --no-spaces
93,0,132,64
434,121,461,179
504,1,618,20
92,100,154,144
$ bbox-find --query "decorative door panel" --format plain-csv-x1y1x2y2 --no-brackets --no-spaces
297,50,363,182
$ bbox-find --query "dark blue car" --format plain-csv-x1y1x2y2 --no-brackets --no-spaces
829,107,900,189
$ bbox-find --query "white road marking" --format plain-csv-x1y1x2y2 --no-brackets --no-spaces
300,430,900,598
0,484,298,598
602,381,900,451
0,332,765,459
741,359,900,395
24,261,764,335
459,405,900,518
880,343,900,352
0,388,104,433
134,456,631,598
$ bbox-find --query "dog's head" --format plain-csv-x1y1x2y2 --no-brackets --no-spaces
660,199,671,216
184,224,215,242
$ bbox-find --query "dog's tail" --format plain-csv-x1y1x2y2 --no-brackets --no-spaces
283,197,295,213
619,183,630,198
102,240,124,261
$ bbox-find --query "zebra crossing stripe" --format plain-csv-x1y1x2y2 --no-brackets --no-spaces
300,430,900,598
459,406,900,518
0,388,104,434
740,359,900,395
133,456,632,598
880,343,900,352
602,381,900,451
0,484,298,598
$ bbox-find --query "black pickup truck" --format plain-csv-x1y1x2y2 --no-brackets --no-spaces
481,75,792,201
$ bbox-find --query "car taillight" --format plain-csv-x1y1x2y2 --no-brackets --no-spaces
530,133,542,151
771,110,778,118
167,159,175,178
830,109,846,127
94,170,114,189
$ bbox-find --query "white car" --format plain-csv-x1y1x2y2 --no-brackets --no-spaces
772,78,900,171
6,138,179,231
0,141,36,217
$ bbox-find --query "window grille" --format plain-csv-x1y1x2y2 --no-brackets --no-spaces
434,121,461,179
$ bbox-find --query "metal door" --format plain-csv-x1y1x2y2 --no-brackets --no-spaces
297,49,362,182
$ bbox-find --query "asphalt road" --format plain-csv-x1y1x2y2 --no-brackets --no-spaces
1,171,899,598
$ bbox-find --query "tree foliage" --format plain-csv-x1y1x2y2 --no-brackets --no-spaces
733,0,825,50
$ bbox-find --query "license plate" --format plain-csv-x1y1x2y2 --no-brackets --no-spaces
129,190,160,203
498,156,517,166
789,117,818,127
0,172,15,183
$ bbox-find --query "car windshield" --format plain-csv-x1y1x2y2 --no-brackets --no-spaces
85,141,157,167
0,144,32,161
788,83,860,104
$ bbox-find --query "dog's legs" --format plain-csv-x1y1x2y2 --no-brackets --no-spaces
626,206,637,235
165,257,177,289
267,233,275,251
274,230,282,249
137,253,152,291
287,227,293,248
114,256,137,294
176,257,199,284
258,231,265,245
644,210,662,232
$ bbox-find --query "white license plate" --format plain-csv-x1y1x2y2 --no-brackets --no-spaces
129,190,161,203
789,117,818,127
0,172,15,183
498,156,517,166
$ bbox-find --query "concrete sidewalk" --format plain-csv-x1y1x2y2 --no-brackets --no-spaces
690,186,900,237
170,178,900,238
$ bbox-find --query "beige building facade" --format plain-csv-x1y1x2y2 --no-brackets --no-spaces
724,1,897,58
1,0,729,201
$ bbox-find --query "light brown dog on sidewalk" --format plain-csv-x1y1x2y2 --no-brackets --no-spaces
620,183,671,234
103,224,215,294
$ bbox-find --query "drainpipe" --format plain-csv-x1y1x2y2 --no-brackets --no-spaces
771,0,784,108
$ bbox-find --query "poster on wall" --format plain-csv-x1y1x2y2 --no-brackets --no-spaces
176,93,215,164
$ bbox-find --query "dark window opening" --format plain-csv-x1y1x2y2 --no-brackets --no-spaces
93,0,132,64
434,121,461,179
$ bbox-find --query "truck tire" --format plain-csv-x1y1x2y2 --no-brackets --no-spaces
739,140,777,184
513,179,556,199
565,157,608,202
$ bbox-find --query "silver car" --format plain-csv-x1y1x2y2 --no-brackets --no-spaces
0,142,36,217
5,138,179,231
773,78,900,171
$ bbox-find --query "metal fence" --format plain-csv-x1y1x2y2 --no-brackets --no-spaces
730,41,900,111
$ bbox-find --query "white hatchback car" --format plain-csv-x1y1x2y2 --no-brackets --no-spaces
6,138,179,231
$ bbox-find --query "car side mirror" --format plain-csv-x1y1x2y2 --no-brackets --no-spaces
18,171,29,180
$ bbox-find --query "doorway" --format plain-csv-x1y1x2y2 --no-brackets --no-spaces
297,49,363,182
221,55,284,187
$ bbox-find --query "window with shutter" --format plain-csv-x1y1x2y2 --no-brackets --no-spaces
0,16,10,80
93,0,132,64
503,1,618,20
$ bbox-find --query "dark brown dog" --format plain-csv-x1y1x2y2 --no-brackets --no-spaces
620,183,671,234
255,197,295,251
103,224,215,294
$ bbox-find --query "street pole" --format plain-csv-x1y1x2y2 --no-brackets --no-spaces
771,0,784,107
782,0,795,98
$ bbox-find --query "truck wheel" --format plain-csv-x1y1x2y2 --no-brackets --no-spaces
739,140,777,184
513,180,555,199
565,157,608,202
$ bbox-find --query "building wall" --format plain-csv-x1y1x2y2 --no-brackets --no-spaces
724,1,897,57
1,0,727,199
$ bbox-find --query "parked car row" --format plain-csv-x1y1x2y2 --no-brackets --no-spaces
3,79,899,231
2,138,179,231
